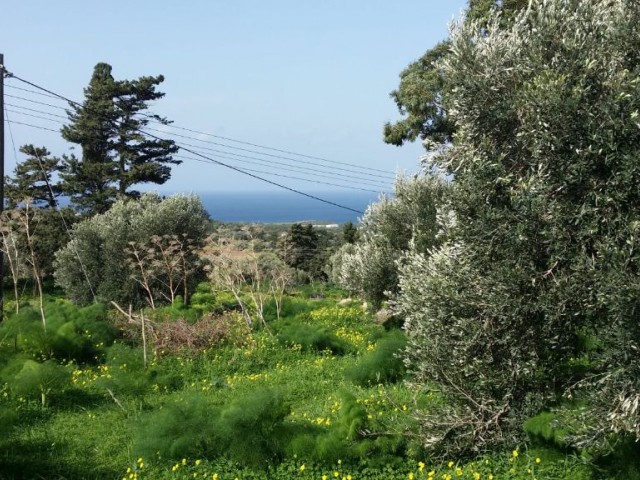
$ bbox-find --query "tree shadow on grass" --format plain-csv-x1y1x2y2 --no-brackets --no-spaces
0,438,119,480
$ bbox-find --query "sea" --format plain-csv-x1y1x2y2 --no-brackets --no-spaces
195,191,381,224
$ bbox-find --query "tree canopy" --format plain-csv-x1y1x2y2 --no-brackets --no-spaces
390,0,640,457
60,63,179,214
383,0,529,149
5,145,62,209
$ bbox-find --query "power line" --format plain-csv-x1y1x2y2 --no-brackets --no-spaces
3,107,388,191
5,83,63,100
2,118,58,132
6,73,368,214
143,118,393,175
5,76,396,179
5,108,64,124
7,75,389,178
5,93,68,112
4,102,390,188
31,148,97,302
5,102,67,119
145,125,394,181
168,139,389,188
5,89,394,185
176,154,386,194
143,129,365,214
3,105,19,163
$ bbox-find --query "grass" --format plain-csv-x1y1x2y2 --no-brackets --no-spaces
0,287,620,479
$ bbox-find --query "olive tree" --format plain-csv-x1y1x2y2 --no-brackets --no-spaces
329,173,446,309
54,194,209,306
396,0,640,456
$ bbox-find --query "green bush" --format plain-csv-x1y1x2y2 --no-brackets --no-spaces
217,388,291,467
1,358,70,406
96,343,151,397
523,412,572,451
330,175,447,309
275,322,350,355
134,388,291,468
288,390,407,466
0,300,115,362
134,392,219,460
346,330,407,386
54,194,209,306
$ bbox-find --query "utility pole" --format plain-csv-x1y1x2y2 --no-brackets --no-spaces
0,53,4,321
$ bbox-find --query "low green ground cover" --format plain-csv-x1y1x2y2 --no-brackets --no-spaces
0,289,624,479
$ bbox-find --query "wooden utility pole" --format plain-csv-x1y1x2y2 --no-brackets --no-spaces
0,53,5,321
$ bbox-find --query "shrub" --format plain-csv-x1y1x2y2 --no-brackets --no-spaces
96,343,151,397
523,412,572,451
134,392,219,460
134,388,291,468
287,390,407,465
347,330,407,386
330,175,447,309
275,322,350,355
217,388,291,467
54,194,209,306
1,358,70,406
0,300,115,362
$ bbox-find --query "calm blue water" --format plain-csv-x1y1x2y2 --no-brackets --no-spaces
197,191,380,224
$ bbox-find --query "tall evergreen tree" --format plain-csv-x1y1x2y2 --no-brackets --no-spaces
285,223,319,273
5,145,62,208
60,63,179,214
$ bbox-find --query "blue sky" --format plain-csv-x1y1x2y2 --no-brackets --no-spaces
2,1,467,193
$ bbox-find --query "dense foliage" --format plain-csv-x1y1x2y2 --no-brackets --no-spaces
54,194,209,306
383,0,528,149
330,174,447,308
60,63,179,214
395,0,640,457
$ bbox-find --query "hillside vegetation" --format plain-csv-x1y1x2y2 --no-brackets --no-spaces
2,0,640,478
0,288,595,480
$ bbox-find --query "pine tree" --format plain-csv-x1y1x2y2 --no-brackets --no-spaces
5,145,62,208
60,63,179,214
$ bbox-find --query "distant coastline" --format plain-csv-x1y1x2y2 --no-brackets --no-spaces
186,190,382,224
